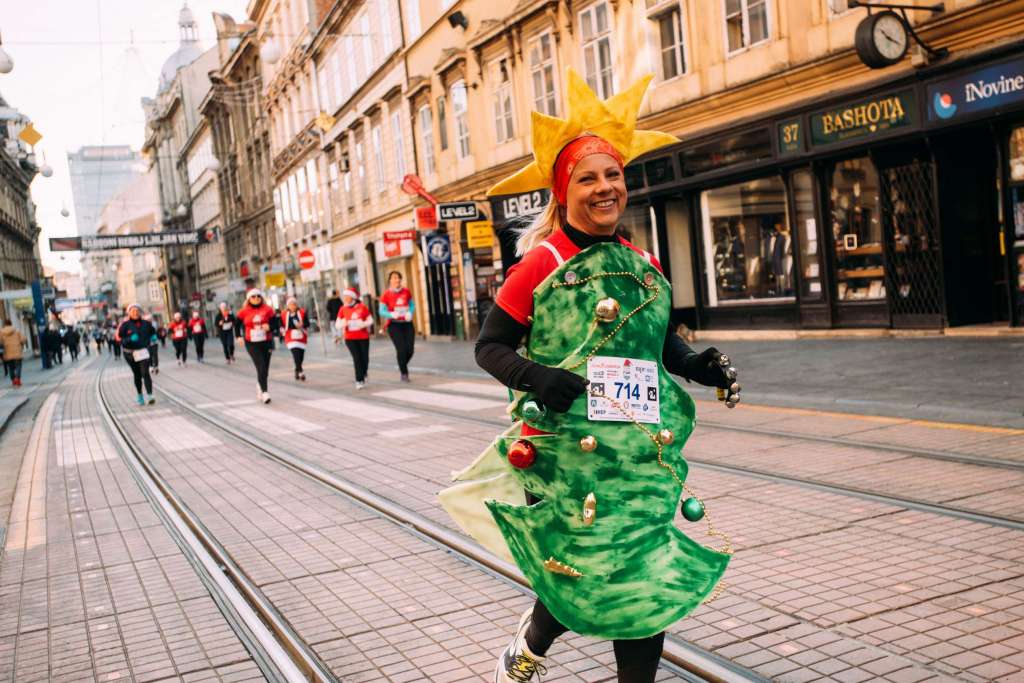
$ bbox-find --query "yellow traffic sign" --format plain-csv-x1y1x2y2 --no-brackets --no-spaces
18,123,42,146
466,220,494,250
264,271,286,288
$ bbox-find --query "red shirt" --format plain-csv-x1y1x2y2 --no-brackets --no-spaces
236,303,276,343
379,287,413,323
280,308,308,346
495,229,662,325
169,320,188,340
337,303,372,340
189,317,206,336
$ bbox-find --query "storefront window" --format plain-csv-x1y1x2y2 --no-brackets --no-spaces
700,176,792,305
1011,127,1024,242
618,203,658,258
830,158,884,301
792,170,821,300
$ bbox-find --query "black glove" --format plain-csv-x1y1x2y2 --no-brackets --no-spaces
522,364,589,413
682,347,735,390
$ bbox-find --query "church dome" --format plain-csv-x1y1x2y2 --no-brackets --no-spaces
157,3,202,94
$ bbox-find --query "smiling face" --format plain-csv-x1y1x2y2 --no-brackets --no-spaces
287,301,298,311
248,294,262,306
388,272,402,290
128,307,141,320
564,153,626,236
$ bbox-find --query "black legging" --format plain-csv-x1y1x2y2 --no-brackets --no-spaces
220,331,235,360
245,341,272,392
345,339,369,382
526,599,664,682
149,344,159,369
193,335,205,361
387,322,415,375
125,353,153,394
111,344,120,359
173,339,188,362
290,347,304,374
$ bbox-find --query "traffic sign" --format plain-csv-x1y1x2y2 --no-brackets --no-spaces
438,202,479,221
298,249,316,270
426,233,451,265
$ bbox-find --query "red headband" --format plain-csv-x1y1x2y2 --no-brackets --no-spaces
551,135,624,205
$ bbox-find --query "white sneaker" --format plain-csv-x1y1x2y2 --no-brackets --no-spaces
261,392,271,404
494,609,546,682
355,381,365,390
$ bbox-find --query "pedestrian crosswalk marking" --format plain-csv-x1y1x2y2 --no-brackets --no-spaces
377,424,454,438
373,388,506,412
224,406,324,433
433,381,510,400
299,397,414,423
139,416,222,451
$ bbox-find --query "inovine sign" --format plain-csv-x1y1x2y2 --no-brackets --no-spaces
927,56,1024,124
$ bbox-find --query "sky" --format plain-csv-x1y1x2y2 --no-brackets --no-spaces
0,0,248,273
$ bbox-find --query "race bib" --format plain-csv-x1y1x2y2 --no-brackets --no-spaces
289,329,304,341
250,328,267,342
394,306,409,321
132,348,149,361
222,322,234,330
193,324,203,334
173,330,185,339
586,356,660,424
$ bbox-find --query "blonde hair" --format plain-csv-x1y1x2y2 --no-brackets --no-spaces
514,200,566,257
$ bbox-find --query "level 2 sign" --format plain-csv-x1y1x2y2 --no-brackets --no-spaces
438,202,479,221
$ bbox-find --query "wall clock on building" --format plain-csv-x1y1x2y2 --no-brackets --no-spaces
854,11,909,68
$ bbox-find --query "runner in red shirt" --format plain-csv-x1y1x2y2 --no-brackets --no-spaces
378,272,415,382
336,288,372,388
169,312,189,366
280,297,309,381
235,288,277,403
189,311,208,363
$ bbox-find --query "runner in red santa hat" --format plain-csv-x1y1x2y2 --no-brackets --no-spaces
336,288,372,389
280,296,310,381
235,288,278,403
169,312,189,366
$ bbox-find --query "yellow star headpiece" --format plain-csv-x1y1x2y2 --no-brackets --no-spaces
487,70,678,197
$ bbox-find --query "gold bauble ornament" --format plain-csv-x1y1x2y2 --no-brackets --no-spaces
582,492,597,526
579,435,598,452
657,428,675,445
595,297,620,323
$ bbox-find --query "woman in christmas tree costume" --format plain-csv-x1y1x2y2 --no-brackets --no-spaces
440,71,741,683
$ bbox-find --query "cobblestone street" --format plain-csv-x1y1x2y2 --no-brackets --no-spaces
1,346,1021,682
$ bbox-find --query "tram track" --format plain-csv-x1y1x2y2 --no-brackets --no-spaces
140,367,765,683
187,360,1024,532
96,362,337,683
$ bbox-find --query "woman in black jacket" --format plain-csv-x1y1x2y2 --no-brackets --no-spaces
118,303,157,406
214,302,238,363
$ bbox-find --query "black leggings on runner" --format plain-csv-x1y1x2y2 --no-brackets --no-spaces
387,322,415,375
193,335,205,360
290,347,304,374
245,341,272,392
125,354,153,394
173,339,188,362
345,339,369,382
526,599,665,682
149,344,159,369
220,332,235,360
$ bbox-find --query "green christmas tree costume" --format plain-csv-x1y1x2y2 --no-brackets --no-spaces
441,242,730,640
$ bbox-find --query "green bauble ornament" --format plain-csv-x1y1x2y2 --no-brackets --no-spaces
681,497,705,522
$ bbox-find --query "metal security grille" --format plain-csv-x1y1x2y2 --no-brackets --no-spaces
879,160,945,328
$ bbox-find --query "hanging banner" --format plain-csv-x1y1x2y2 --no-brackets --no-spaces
488,189,550,228
49,230,215,252
383,229,417,259
415,206,438,231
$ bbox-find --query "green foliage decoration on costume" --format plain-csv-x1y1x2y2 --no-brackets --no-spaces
484,242,730,640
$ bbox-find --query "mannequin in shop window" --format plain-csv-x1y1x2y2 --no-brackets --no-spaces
715,220,746,295
770,222,793,296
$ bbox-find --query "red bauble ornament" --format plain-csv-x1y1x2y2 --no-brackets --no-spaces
507,439,537,469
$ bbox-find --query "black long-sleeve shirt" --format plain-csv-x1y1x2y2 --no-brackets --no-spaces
475,224,697,391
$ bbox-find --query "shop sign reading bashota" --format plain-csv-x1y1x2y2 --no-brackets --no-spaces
810,90,916,146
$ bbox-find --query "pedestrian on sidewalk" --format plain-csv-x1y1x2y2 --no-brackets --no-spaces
378,271,415,382
169,312,189,366
326,289,343,345
144,314,160,375
189,310,208,363
236,288,276,404
214,302,237,363
447,71,742,683
118,304,156,406
157,321,167,348
1,320,26,387
337,288,372,389
66,327,81,361
280,297,309,381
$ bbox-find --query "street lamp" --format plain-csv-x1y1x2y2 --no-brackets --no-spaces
0,32,13,75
